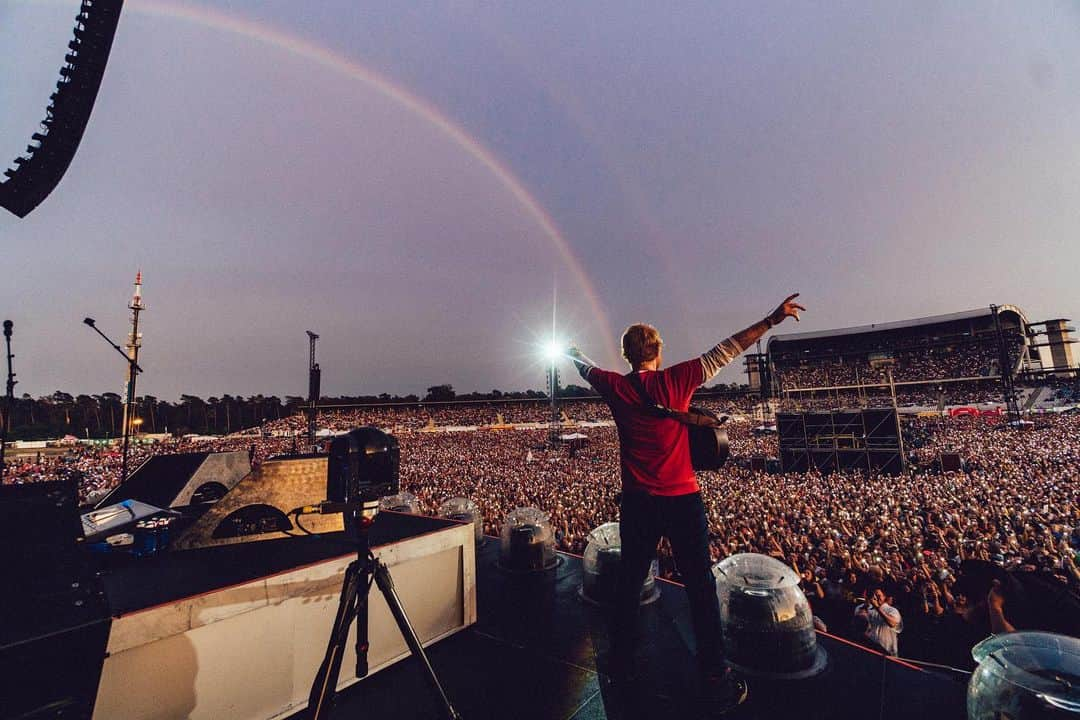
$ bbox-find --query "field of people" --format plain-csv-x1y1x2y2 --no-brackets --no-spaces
4,404,1078,665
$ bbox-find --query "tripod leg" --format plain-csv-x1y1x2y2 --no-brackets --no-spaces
307,560,362,720
355,561,370,680
373,559,462,720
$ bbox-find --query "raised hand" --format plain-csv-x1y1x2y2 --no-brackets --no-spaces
987,579,1007,612
769,293,807,325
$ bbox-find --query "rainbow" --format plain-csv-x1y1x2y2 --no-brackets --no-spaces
108,0,619,362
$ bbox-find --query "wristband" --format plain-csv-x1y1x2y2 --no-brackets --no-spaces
764,316,776,329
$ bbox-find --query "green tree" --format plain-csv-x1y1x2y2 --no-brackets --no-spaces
424,385,456,402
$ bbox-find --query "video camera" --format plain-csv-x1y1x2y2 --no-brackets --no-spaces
326,427,400,507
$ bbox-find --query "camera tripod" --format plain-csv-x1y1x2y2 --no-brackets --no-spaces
306,505,461,720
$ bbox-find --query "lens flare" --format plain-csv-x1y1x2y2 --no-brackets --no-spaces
542,339,566,361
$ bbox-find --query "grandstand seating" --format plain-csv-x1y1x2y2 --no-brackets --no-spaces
768,307,1030,395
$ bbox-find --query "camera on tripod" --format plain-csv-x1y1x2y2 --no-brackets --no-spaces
306,427,462,720
322,427,399,533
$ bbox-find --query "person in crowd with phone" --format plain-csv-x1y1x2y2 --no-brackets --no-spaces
854,585,904,656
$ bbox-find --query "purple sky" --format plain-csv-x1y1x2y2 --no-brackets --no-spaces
2,0,1078,400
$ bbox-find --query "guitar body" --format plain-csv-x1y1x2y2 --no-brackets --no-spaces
687,406,730,471
624,372,730,471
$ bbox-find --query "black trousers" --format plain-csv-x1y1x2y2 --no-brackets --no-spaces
611,489,722,670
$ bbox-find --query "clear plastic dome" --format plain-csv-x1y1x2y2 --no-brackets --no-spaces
714,553,827,679
438,496,483,544
499,507,556,572
378,491,419,514
968,632,1080,719
581,522,659,606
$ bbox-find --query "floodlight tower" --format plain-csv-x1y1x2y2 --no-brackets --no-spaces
547,361,561,440
307,331,320,450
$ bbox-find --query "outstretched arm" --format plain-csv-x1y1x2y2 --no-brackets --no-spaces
701,293,806,381
566,346,597,382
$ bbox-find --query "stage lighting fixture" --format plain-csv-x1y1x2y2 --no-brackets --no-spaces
580,522,659,606
378,491,419,514
438,497,483,545
968,632,1080,719
499,507,556,572
714,553,827,679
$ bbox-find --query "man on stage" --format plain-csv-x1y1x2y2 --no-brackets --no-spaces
568,293,805,710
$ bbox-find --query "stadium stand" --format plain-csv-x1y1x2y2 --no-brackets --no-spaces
767,307,1032,408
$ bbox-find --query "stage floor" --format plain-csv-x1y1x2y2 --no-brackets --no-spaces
295,539,968,720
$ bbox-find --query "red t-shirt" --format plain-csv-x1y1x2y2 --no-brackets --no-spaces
585,359,704,496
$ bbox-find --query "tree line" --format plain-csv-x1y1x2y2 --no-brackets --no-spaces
2,381,747,440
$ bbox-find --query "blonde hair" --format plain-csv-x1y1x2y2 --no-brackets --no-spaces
621,323,662,367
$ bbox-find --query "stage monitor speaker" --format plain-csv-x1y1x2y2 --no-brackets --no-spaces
940,453,963,472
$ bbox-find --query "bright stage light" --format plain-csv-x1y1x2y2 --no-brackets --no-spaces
542,339,566,361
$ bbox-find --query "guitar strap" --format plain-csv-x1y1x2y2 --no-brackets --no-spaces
625,372,724,428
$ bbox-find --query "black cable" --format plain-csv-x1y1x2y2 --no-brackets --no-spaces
291,510,317,537
281,508,367,556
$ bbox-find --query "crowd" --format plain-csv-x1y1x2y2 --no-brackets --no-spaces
775,339,1012,390
775,381,1007,411
394,415,1079,666
253,397,756,436
2,435,299,503
692,416,1079,663
1052,383,1080,405
4,405,1077,666
3,443,159,502
257,400,616,435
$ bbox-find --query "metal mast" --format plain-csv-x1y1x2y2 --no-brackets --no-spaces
120,270,144,484
548,363,560,441
307,331,320,450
